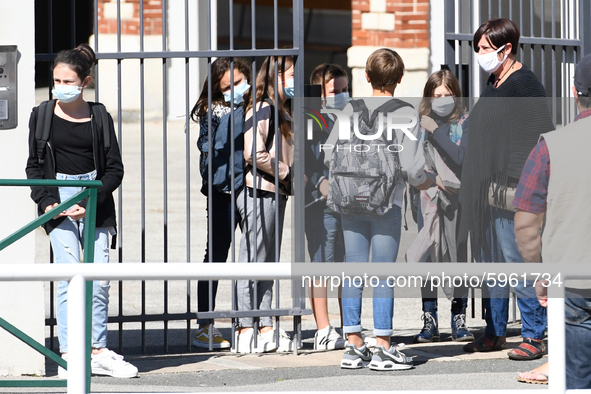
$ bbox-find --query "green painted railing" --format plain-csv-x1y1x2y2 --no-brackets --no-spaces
0,179,102,392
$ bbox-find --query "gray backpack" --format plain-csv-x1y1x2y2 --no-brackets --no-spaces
327,99,412,216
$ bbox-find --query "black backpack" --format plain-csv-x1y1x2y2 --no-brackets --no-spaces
35,99,111,167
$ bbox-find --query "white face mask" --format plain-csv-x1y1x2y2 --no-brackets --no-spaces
52,84,82,103
431,96,456,117
476,44,507,73
325,92,351,109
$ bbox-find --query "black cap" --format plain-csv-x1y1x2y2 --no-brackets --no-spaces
574,54,591,97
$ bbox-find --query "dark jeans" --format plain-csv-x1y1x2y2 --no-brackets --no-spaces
197,189,241,325
480,208,546,339
565,292,591,389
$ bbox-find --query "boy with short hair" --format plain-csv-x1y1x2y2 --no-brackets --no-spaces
325,48,435,371
306,63,350,351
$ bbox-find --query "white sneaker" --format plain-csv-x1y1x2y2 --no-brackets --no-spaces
231,328,255,354
274,328,294,353
256,329,283,353
91,349,138,378
314,326,346,350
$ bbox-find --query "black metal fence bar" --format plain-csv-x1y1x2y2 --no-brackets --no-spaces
292,0,307,351
35,49,301,62
161,0,170,354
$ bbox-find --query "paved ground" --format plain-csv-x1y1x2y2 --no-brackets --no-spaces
1,94,548,392
3,323,548,392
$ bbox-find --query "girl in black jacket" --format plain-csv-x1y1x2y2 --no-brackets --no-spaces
25,44,136,379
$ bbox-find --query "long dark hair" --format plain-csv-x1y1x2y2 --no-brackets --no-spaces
418,69,465,122
190,57,251,122
246,56,294,139
53,43,96,83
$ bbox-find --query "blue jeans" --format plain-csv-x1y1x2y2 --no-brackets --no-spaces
480,208,546,339
305,204,344,263
51,171,111,353
565,292,591,389
341,207,401,337
197,189,241,325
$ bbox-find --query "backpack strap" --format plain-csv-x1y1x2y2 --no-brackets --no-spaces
349,99,370,125
261,98,275,151
90,102,111,152
35,100,57,167
368,98,413,127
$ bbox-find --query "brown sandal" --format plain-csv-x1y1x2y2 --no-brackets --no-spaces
508,338,547,360
463,334,506,352
517,371,548,385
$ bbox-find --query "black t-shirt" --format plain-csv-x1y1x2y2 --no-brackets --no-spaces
52,114,95,174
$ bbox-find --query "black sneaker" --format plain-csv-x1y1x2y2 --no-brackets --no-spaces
340,344,372,369
413,312,440,343
369,345,413,371
451,313,474,342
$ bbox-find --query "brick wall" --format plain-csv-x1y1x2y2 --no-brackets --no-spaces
97,0,163,35
352,0,429,48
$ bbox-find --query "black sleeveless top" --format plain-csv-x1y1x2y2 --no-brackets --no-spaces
52,114,95,174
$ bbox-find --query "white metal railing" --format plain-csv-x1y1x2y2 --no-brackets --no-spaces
1,262,589,394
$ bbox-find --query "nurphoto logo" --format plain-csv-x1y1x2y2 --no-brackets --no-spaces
304,105,418,153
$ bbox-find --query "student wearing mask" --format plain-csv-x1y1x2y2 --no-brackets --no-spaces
305,63,349,351
234,56,295,354
191,57,251,350
409,69,473,344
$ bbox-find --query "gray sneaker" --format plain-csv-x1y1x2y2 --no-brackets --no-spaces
340,344,372,369
369,345,413,371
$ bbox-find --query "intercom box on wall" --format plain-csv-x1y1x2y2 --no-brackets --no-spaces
0,45,17,130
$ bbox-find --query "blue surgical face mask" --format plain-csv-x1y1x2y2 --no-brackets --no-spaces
52,84,83,103
223,80,250,104
325,92,351,109
283,78,295,98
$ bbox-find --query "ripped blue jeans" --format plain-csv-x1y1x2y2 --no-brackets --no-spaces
50,171,112,353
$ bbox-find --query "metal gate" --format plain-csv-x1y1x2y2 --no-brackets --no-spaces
35,0,308,354
443,0,591,125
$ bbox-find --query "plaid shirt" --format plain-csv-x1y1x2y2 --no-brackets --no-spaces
514,108,591,213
